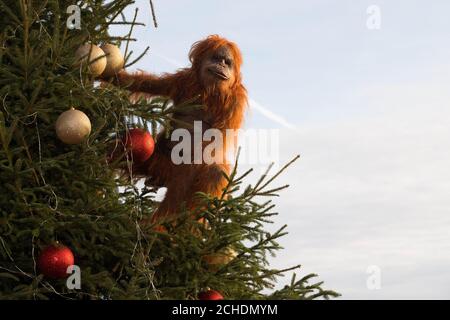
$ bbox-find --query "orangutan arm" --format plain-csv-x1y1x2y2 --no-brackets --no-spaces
111,70,177,97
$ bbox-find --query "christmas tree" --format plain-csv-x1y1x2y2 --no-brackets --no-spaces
0,0,339,300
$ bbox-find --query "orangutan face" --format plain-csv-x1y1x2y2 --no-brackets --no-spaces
200,46,235,86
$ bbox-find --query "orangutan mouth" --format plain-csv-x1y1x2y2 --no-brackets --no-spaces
208,68,229,80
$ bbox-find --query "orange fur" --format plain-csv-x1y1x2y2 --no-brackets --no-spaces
114,35,248,222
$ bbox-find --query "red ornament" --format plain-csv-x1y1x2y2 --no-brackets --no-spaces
37,244,75,279
198,289,224,300
123,128,155,163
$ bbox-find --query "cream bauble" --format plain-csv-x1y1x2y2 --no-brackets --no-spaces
55,108,91,145
75,44,107,77
203,246,238,271
100,44,124,78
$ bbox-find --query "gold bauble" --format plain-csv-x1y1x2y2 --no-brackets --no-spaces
75,44,107,77
55,108,91,145
100,44,125,78
203,246,238,271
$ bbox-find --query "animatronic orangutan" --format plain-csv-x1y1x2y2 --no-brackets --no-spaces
110,35,248,222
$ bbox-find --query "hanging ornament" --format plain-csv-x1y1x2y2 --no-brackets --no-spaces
75,44,107,77
37,244,75,279
55,108,91,144
198,289,224,300
100,44,125,78
122,128,155,163
203,246,238,271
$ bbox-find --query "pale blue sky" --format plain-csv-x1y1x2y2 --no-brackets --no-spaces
111,1,450,299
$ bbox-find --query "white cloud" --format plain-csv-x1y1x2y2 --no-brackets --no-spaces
238,82,450,299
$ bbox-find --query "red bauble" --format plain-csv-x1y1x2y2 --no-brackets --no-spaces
123,128,155,163
37,244,75,279
198,289,224,300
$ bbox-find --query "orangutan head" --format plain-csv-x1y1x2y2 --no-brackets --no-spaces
189,35,243,89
